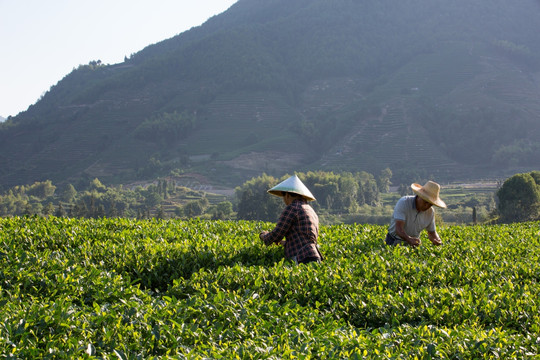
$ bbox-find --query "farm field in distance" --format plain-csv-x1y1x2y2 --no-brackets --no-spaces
0,216,539,358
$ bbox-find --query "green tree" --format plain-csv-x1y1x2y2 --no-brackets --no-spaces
72,200,88,218
312,182,338,210
377,168,393,193
32,202,43,216
236,174,283,221
337,174,359,213
155,205,166,219
184,200,205,218
26,180,56,199
62,184,77,203
174,206,184,218
303,171,340,211
55,203,66,217
23,203,32,216
108,202,119,218
96,204,106,218
43,202,55,216
530,170,540,185
144,186,163,208
89,178,107,193
497,172,540,222
398,183,411,197
357,172,380,206
212,201,233,220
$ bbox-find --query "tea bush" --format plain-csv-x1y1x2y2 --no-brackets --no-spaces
0,216,538,358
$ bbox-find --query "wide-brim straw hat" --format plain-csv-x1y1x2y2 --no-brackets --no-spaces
268,175,316,201
411,181,446,208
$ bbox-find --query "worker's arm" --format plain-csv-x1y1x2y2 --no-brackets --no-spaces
395,219,421,247
427,230,442,246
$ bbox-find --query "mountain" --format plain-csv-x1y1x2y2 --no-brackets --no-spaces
1,0,540,189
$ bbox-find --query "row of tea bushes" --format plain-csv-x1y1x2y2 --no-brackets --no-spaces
0,216,539,358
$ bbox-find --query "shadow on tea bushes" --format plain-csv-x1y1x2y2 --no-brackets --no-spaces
116,243,286,292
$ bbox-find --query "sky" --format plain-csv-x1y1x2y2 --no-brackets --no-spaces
0,0,238,119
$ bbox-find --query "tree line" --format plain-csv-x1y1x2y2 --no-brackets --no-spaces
0,178,233,221
235,170,392,222
0,170,538,224
0,170,392,221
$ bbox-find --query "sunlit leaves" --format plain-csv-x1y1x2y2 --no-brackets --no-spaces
0,217,539,358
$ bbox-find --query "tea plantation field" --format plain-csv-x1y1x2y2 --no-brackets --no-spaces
0,216,539,359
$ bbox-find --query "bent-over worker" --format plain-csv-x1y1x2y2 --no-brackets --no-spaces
259,175,323,264
385,180,446,247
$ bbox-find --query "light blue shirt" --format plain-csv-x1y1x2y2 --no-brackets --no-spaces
388,196,436,240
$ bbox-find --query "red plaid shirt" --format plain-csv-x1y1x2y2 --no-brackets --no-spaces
261,199,321,262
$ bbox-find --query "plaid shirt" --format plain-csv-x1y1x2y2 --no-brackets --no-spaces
261,199,320,262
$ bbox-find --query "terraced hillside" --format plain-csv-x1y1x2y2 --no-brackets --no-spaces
1,0,540,188
316,43,540,180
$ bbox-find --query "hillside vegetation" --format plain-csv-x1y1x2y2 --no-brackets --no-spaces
1,0,540,188
1,217,539,358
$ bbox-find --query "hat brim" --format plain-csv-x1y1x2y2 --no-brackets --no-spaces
268,189,315,202
411,183,447,208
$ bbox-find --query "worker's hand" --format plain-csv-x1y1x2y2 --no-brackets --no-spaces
407,237,421,247
259,231,269,240
430,237,442,246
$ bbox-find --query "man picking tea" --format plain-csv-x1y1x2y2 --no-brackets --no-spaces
385,181,446,247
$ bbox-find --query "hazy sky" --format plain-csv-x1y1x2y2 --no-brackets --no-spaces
0,0,238,118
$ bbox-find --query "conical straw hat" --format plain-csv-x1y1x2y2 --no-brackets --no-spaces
268,175,316,201
411,181,446,208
